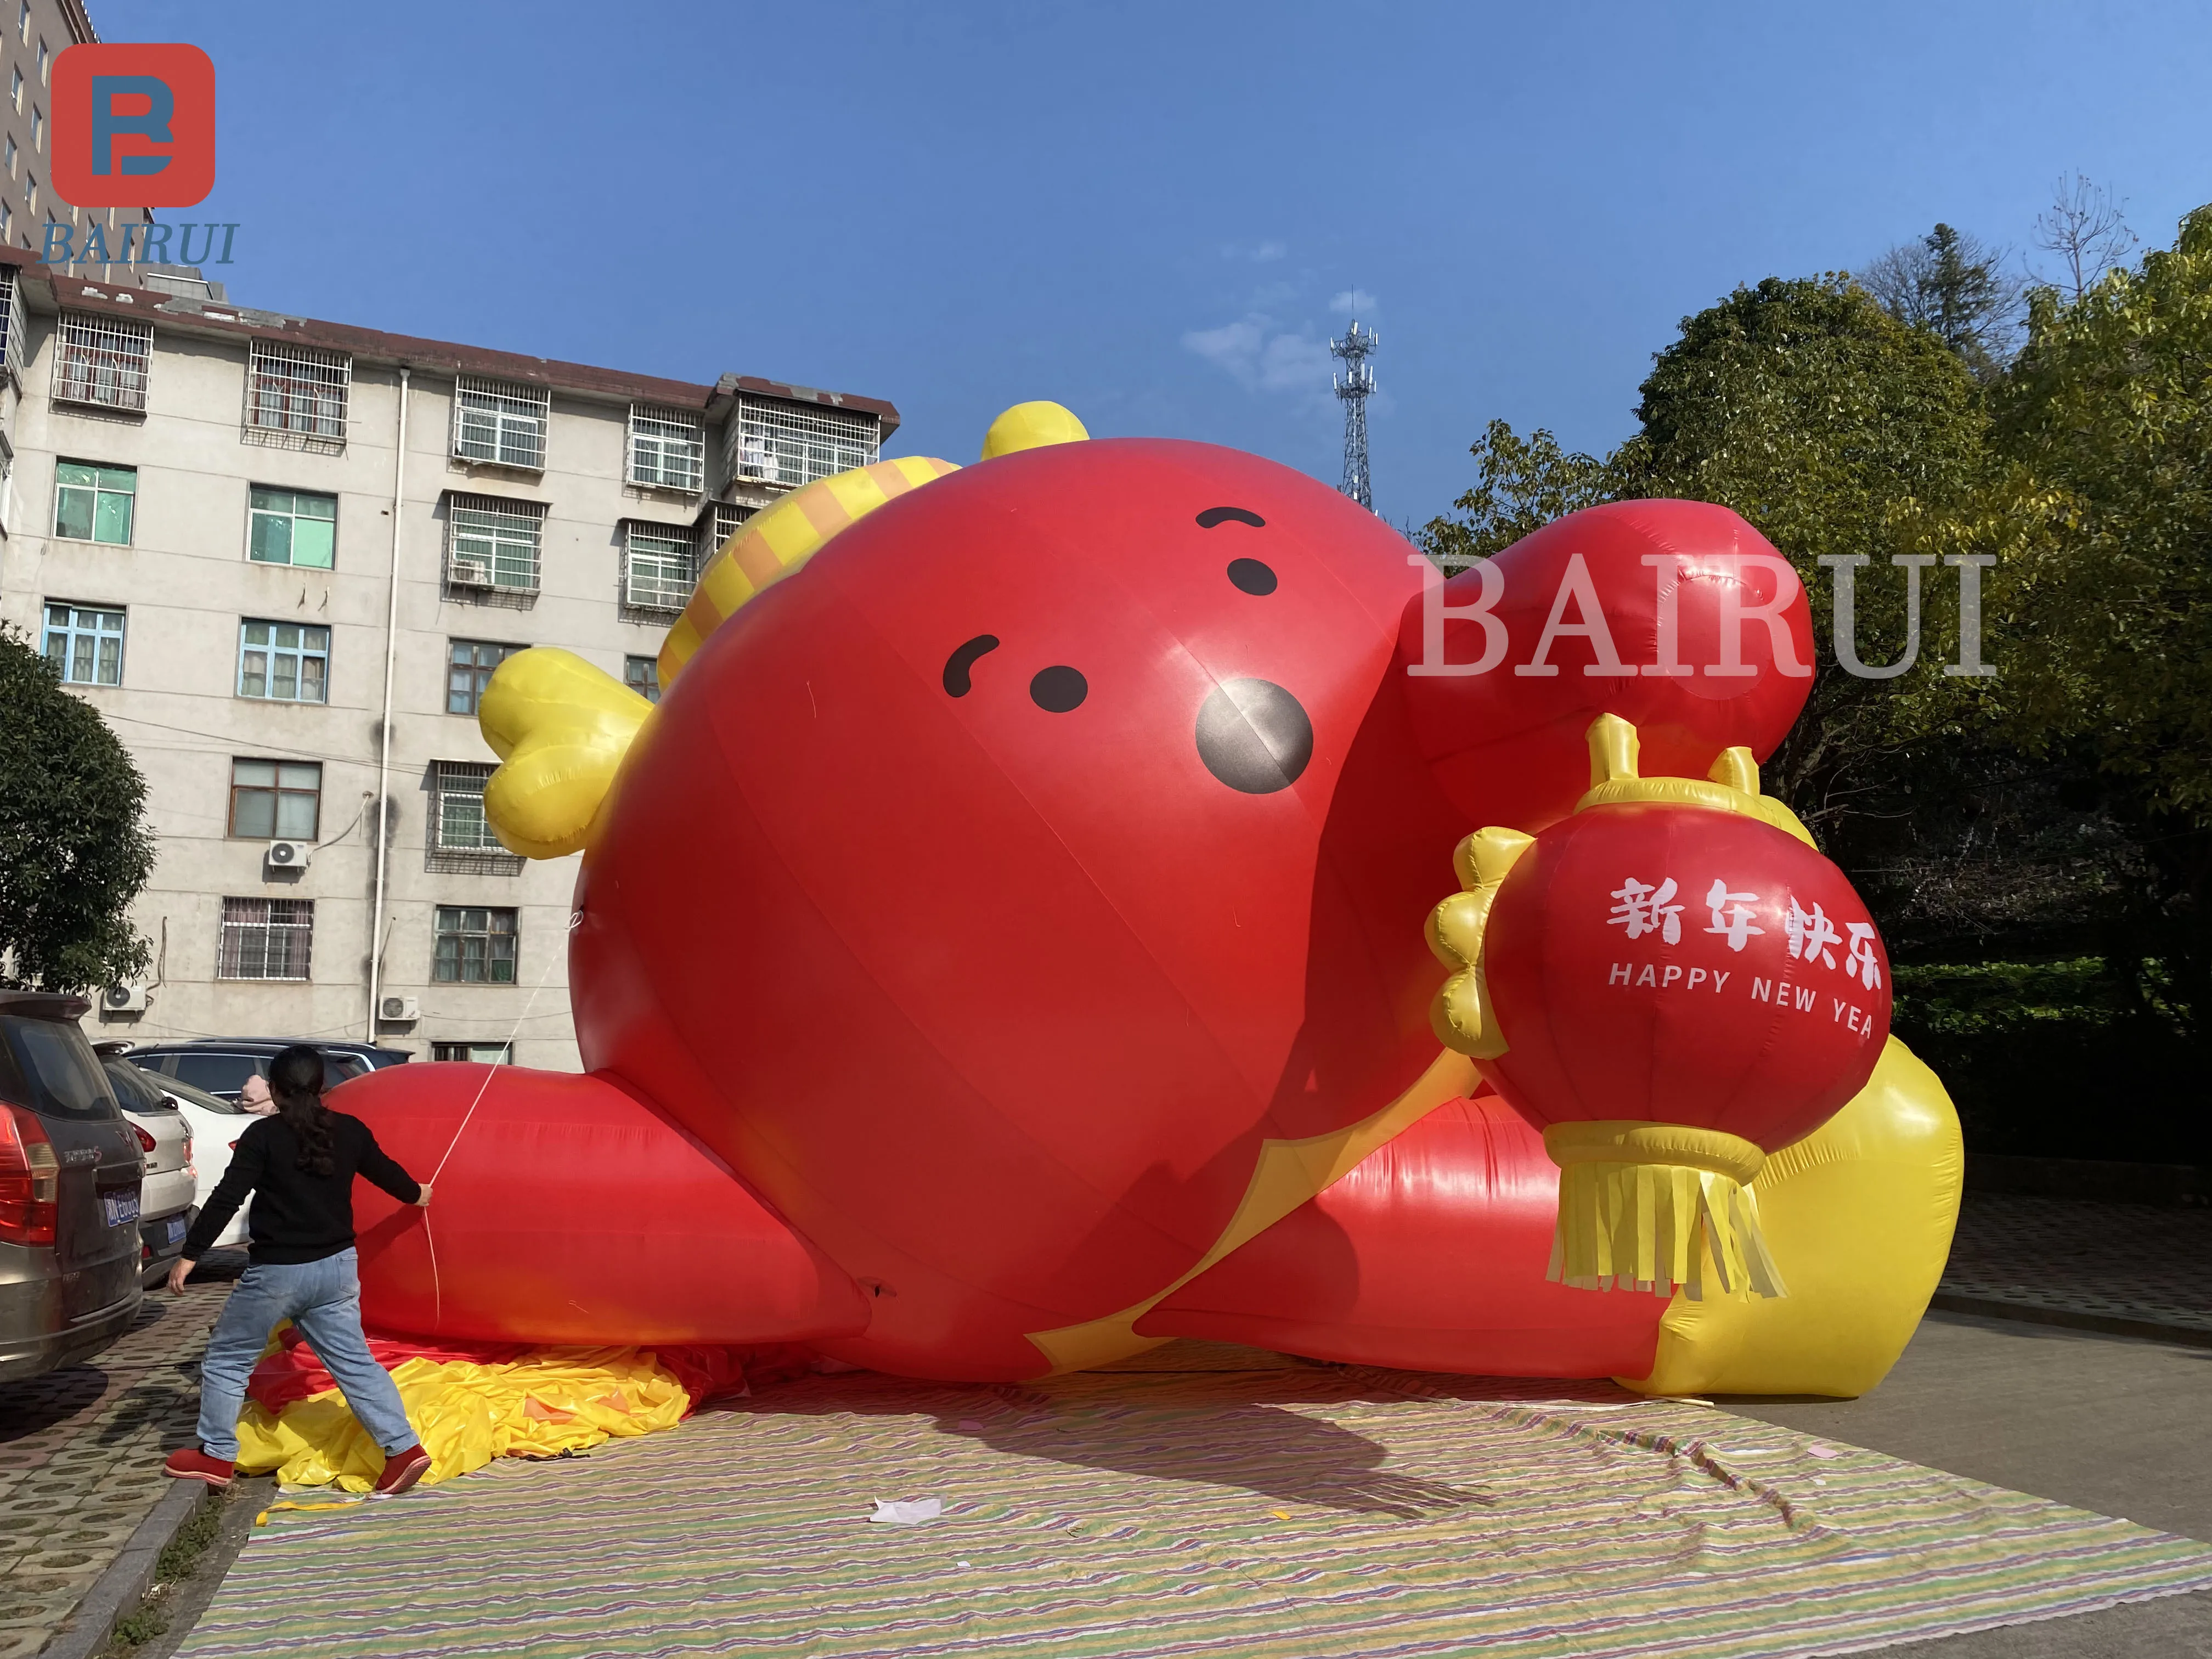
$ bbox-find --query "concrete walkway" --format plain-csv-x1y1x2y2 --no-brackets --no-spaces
0,1255,239,1659
1936,1191,2212,1344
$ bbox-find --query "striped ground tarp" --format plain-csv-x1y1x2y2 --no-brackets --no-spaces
177,1344,2212,1658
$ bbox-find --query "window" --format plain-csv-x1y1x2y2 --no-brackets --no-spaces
219,898,314,981
36,38,47,83
0,201,9,239
9,67,18,110
0,265,20,387
696,501,753,568
726,397,879,490
53,461,135,544
16,3,25,44
621,521,694,613
4,136,15,176
236,619,330,703
24,173,34,216
623,656,661,704
248,487,336,568
246,341,349,442
446,494,543,592
627,405,704,492
53,309,150,411
430,760,501,850
42,602,124,685
452,377,548,470
29,106,38,151
433,906,517,984
229,759,322,840
432,1042,512,1064
447,639,520,716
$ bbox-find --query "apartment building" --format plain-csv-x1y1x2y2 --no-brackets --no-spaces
5,0,156,282
0,249,899,1067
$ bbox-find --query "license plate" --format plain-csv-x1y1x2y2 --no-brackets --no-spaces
165,1215,187,1243
103,1193,140,1227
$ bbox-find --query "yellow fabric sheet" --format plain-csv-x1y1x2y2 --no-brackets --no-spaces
234,1346,697,1492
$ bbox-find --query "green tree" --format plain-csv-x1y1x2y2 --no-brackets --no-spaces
1989,205,2212,1041
0,628,155,991
1420,420,1620,567
1859,223,2023,379
1426,277,1993,844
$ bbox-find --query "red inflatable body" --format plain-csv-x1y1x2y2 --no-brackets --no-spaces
336,440,1832,1381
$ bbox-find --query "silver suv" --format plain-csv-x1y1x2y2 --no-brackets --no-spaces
0,991,145,1381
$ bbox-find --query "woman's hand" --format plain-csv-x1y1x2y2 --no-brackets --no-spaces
167,1257,195,1295
415,1184,433,1208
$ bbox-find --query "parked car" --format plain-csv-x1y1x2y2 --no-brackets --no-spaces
146,1070,254,1249
0,991,145,1383
116,1040,410,1104
101,1059,197,1282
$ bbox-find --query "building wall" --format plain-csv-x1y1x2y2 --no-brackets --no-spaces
0,276,895,1069
7,0,156,281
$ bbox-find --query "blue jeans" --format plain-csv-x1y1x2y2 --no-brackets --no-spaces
195,1247,417,1463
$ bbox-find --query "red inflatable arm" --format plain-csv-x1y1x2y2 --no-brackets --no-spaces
1139,1092,1665,1378
1401,500,1816,832
335,1064,870,1347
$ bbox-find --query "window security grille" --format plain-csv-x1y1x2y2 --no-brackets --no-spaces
453,376,549,470
622,521,695,612
628,405,705,492
724,397,878,490
219,897,314,981
447,495,544,592
697,501,754,566
53,309,150,411
430,761,503,853
0,267,22,387
246,340,349,443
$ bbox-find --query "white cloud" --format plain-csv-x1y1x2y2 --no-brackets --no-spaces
1220,239,1288,262
1329,289,1378,315
1182,313,1335,393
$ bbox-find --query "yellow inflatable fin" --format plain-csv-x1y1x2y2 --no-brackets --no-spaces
659,455,961,688
1578,713,1815,846
1623,1036,1965,1398
478,648,652,860
982,400,1089,459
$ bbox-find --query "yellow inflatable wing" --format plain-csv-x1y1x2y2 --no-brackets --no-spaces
1624,1036,1965,1398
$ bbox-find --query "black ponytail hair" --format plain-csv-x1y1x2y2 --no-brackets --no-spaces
268,1044,336,1177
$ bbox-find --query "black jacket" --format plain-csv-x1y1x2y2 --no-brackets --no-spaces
182,1109,421,1266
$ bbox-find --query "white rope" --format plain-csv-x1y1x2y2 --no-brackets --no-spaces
424,910,582,1330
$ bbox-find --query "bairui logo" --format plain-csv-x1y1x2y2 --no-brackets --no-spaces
53,43,215,207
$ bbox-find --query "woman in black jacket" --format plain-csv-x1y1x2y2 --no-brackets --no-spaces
162,1045,436,1494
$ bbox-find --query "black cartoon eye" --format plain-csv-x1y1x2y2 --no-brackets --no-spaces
1226,558,1277,596
1029,666,1088,713
942,635,1000,697
1196,506,1266,529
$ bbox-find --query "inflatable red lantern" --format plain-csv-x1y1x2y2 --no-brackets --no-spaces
1429,715,1891,1299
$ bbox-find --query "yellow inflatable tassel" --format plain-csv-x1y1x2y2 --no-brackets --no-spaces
1543,1121,1786,1301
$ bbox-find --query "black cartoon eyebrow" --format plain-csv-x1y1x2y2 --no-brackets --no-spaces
1195,506,1266,529
942,634,1001,697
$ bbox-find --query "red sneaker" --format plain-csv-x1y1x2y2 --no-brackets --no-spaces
372,1443,432,1496
163,1447,235,1488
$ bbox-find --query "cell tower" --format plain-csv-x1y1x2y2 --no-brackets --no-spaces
1330,318,1378,510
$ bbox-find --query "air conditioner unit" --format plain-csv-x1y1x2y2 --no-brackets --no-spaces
265,839,313,870
448,558,493,587
379,995,420,1023
102,984,149,1014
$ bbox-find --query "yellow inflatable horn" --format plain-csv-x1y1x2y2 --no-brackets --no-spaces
981,400,1090,459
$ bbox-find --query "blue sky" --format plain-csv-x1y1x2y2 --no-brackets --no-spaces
101,0,2212,527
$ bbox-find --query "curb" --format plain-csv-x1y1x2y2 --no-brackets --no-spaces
36,1479,208,1659
1929,1291,2212,1350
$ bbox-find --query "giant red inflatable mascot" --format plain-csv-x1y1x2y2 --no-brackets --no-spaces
340,403,1962,1398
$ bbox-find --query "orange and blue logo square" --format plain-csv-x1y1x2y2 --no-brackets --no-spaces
53,43,215,209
